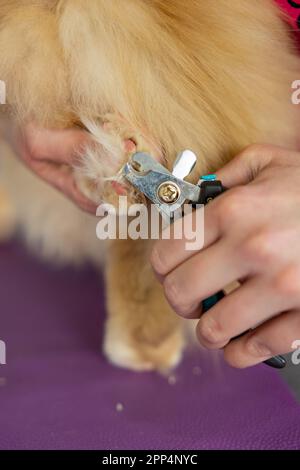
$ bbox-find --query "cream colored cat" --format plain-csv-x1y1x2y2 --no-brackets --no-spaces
0,0,299,371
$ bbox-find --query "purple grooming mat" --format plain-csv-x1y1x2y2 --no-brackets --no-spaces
0,241,299,450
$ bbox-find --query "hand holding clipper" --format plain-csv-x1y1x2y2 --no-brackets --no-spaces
123,150,286,369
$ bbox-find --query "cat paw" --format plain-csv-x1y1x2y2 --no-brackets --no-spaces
104,323,184,372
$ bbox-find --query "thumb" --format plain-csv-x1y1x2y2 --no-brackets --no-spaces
215,144,274,189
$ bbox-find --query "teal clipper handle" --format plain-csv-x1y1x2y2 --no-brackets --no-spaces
200,175,286,370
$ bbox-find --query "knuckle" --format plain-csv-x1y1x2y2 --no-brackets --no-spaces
217,189,249,226
273,265,300,298
235,144,276,181
240,231,278,267
239,143,273,162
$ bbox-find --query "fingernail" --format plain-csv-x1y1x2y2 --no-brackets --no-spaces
124,139,136,153
197,316,221,345
247,339,272,358
111,181,128,195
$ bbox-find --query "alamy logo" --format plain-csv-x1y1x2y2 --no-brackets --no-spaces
0,80,6,104
0,340,6,365
291,340,300,366
96,197,205,251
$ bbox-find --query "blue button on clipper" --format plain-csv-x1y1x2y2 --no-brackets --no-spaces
201,174,217,181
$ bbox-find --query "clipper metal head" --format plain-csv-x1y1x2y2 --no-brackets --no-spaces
122,150,199,220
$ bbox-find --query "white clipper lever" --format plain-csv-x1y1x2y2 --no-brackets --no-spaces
172,150,197,180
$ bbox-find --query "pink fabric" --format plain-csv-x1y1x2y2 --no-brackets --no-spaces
275,0,300,29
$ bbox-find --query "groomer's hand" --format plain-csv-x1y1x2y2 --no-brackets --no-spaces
151,144,300,368
8,123,97,213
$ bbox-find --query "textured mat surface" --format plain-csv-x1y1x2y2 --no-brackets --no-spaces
0,241,299,450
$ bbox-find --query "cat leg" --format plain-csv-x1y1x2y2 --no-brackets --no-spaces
104,238,185,372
